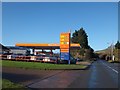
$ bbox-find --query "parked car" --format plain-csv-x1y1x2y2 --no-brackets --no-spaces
43,56,57,63
36,54,46,61
11,54,25,60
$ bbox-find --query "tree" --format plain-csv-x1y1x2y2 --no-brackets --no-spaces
71,28,89,49
115,41,120,49
114,49,120,62
71,27,95,60
84,47,94,60
114,41,120,62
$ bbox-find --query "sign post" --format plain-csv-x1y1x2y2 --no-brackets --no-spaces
60,32,70,64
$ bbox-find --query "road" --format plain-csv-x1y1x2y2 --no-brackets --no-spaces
2,60,119,89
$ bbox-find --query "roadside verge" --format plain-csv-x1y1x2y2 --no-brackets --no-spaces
1,60,92,70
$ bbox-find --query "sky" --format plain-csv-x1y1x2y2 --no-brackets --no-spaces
2,2,118,51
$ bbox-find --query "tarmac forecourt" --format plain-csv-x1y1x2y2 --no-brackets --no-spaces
1,60,92,70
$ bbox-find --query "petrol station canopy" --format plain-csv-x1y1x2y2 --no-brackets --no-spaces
16,43,80,49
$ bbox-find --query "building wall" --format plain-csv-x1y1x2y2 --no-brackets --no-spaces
9,49,30,55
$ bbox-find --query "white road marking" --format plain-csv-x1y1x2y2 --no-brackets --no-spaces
101,61,118,74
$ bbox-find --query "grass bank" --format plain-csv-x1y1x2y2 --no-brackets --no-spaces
108,60,120,63
1,60,87,70
2,79,27,89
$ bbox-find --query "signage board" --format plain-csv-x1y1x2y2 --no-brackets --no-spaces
60,32,70,61
60,33,70,49
60,49,69,52
60,52,70,60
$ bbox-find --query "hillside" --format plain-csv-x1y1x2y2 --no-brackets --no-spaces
95,46,112,54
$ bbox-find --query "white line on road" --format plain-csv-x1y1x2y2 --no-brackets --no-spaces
101,61,118,74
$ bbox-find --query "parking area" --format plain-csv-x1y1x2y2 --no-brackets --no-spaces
0,54,59,64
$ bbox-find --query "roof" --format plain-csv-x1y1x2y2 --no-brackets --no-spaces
6,46,29,50
0,44,10,51
15,43,80,49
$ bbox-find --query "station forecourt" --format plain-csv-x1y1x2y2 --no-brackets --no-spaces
15,32,81,64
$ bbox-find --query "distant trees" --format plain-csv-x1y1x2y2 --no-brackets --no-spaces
95,41,120,62
114,41,120,62
71,27,95,60
115,41,120,49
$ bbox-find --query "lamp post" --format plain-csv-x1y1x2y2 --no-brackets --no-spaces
111,43,115,62
107,42,111,60
107,42,114,61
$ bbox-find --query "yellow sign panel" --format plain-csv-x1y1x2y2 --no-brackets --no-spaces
60,42,64,44
60,32,70,49
60,35,64,38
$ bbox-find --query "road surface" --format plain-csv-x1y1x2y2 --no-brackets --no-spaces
2,60,119,89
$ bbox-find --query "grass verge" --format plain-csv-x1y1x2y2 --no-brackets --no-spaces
108,60,113,63
2,79,27,89
1,60,87,70
108,60,120,63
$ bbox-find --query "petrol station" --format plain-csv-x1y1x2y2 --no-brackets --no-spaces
16,32,80,64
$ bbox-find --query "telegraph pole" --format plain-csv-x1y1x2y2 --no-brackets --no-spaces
111,42,114,61
108,42,114,61
107,42,113,61
107,42,111,60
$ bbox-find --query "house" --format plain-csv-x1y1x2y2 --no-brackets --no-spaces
0,44,10,54
6,46,30,55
